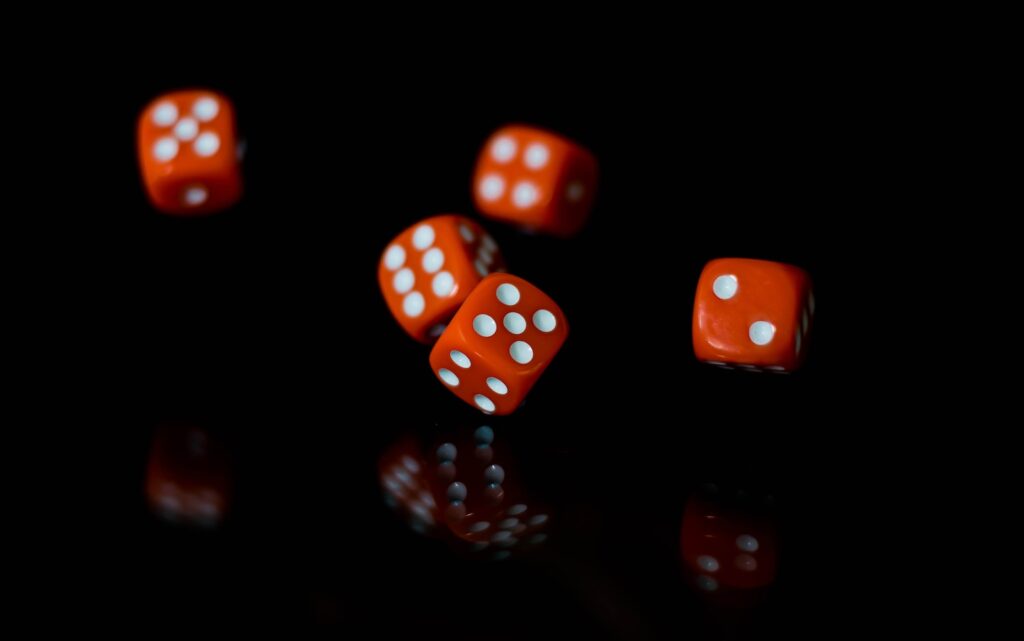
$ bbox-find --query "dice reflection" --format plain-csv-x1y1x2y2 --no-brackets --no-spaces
145,423,232,528
379,424,550,560
680,482,778,607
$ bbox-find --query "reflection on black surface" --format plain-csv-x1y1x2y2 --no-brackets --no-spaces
145,423,232,528
379,424,550,561
681,482,778,613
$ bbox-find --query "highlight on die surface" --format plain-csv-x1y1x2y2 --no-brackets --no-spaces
692,258,814,373
429,274,568,415
137,89,242,215
472,125,598,237
379,215,506,343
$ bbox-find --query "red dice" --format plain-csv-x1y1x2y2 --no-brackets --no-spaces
137,89,242,215
429,274,568,415
693,258,814,373
379,215,506,343
680,487,777,595
472,125,598,237
379,425,550,561
145,424,232,527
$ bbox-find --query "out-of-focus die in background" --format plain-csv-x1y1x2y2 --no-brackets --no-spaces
145,423,232,528
137,90,242,215
379,215,506,343
693,258,814,373
473,125,598,237
430,274,568,415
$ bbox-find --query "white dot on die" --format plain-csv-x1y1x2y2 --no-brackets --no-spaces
566,181,585,202
403,456,420,474
450,350,471,368
486,377,508,395
475,260,489,277
512,181,540,209
490,136,517,163
523,143,550,169
749,321,775,345
509,341,533,364
470,521,490,533
735,554,758,571
422,248,445,273
192,97,219,122
736,534,759,552
432,271,454,297
528,514,548,526
383,245,405,270
473,314,497,337
533,309,556,332
438,368,459,387
393,268,414,294
503,312,526,334
412,224,435,250
496,283,520,305
713,274,738,300
153,137,178,162
507,504,527,515
152,102,178,126
802,309,810,334
697,555,720,573
173,117,198,141
795,330,802,355
479,174,505,202
459,224,475,243
183,185,208,206
402,292,424,317
474,394,495,413
193,132,220,157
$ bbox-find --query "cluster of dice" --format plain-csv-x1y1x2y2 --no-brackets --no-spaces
136,90,816,417
377,125,598,416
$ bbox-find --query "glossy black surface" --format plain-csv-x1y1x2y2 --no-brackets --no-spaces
75,56,880,638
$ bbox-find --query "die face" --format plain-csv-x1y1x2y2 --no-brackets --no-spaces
429,274,568,415
693,258,813,372
680,492,777,592
473,125,597,237
137,90,242,215
379,215,506,343
145,424,231,527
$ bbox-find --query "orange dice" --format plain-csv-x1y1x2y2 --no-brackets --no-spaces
472,125,598,237
429,274,568,415
379,215,506,343
137,89,242,215
692,258,814,373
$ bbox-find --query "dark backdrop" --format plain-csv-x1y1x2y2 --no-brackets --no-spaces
59,53,886,638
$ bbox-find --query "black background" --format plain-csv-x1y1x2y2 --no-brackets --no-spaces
54,50,890,637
